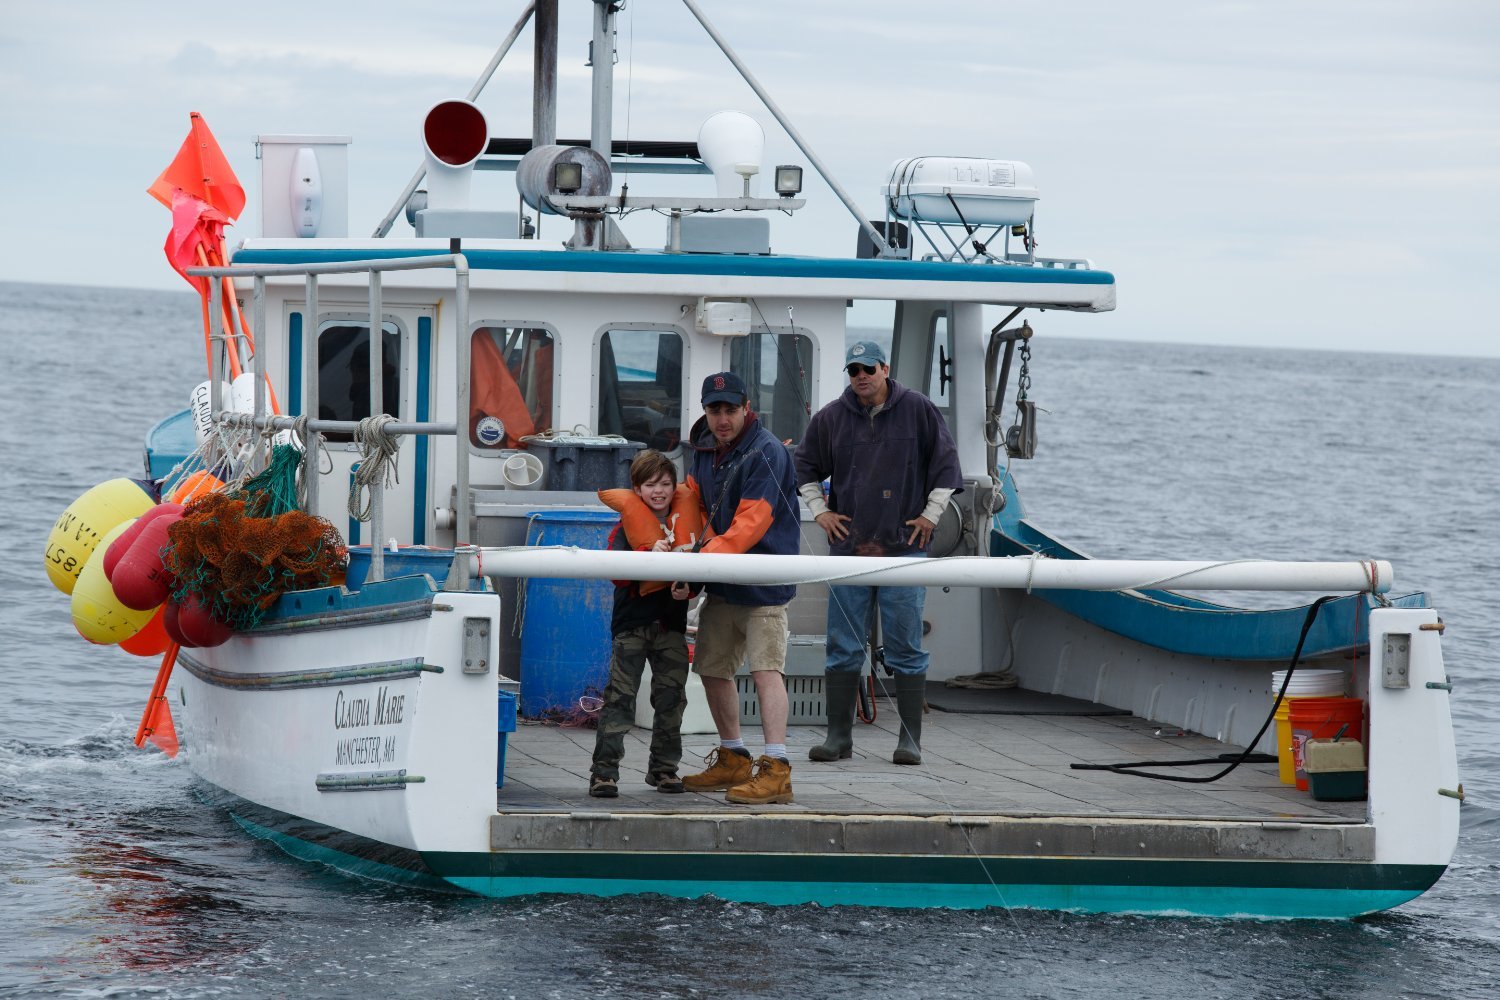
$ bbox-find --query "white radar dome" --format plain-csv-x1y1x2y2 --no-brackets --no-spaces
697,111,764,198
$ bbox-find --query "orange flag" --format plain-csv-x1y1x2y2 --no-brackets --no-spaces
146,699,181,758
164,191,230,292
135,643,181,758
148,111,245,220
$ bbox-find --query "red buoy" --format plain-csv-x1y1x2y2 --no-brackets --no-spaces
176,594,232,648
163,600,195,648
111,507,185,611
103,503,182,582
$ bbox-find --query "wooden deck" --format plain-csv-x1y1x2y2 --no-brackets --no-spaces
496,687,1365,825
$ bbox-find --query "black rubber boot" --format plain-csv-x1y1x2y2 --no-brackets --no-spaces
892,673,926,765
809,672,858,761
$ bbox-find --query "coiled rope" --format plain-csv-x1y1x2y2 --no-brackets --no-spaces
347,414,401,523
286,414,331,512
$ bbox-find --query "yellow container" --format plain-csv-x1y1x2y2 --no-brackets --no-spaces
1274,699,1295,785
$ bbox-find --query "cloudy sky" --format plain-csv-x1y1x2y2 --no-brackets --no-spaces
1,1,1495,356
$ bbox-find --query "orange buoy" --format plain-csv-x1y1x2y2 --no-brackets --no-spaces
168,470,224,505
120,606,171,657
111,507,185,611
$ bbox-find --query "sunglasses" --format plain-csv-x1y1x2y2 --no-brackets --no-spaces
846,363,880,377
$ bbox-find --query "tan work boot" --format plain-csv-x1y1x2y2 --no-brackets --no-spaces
682,747,753,792
726,755,794,805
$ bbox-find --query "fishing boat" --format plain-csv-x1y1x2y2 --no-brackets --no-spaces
55,1,1459,918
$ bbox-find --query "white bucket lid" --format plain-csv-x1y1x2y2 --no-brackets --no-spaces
1272,668,1344,695
1272,668,1344,682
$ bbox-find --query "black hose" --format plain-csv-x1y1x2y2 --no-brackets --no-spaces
1068,595,1338,783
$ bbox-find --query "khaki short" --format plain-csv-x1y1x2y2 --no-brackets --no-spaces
693,596,789,679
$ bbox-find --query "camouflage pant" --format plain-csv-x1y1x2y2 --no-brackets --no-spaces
590,625,690,781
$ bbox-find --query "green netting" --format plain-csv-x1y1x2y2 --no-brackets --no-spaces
230,444,305,518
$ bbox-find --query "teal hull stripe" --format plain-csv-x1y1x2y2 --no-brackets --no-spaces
413,316,431,544
442,874,1422,919
348,466,359,547
229,813,456,893
232,247,1115,287
288,311,303,416
424,850,1437,893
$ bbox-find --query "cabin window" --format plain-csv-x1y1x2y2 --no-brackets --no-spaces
469,325,555,450
730,329,813,445
925,311,953,418
317,322,402,443
597,328,684,452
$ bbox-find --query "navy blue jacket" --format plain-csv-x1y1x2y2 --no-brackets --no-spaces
794,379,963,557
684,412,800,606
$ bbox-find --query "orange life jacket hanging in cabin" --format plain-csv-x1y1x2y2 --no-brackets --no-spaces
470,331,537,449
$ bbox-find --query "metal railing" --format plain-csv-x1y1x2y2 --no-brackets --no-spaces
186,253,474,591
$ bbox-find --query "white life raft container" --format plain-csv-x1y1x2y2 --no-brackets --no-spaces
885,156,1038,227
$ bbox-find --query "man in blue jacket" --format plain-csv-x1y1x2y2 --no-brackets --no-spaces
680,372,800,804
794,341,963,765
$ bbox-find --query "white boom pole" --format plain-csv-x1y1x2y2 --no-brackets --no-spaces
469,548,1392,594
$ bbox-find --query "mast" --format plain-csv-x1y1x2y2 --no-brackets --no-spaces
589,1,618,159
532,0,557,148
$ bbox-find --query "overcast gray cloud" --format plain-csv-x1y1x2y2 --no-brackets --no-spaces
0,0,1495,356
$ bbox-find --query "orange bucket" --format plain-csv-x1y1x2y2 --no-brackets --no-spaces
1289,697,1364,791
1273,696,1327,786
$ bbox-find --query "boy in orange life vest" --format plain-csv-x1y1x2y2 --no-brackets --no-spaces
589,450,699,798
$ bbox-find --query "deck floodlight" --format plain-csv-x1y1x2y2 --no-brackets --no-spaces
552,160,583,195
774,165,803,197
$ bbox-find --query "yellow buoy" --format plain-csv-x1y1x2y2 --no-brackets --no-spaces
45,479,155,594
71,521,157,644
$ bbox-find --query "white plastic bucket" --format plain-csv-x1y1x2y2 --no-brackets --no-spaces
1271,668,1345,696
636,661,716,734
502,451,544,490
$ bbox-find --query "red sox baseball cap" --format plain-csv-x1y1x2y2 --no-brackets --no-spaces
701,371,748,407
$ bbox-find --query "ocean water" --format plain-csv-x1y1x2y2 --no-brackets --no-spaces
2,280,1497,998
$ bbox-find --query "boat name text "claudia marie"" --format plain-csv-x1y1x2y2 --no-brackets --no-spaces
332,687,406,730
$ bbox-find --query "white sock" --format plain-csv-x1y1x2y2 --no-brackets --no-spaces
722,738,747,752
763,743,788,761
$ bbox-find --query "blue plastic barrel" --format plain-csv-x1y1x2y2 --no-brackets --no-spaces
497,688,517,787
518,511,617,719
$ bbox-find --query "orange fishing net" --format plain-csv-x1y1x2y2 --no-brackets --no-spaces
165,492,344,631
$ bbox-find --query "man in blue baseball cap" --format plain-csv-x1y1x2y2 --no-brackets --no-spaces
678,371,801,804
794,340,962,766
